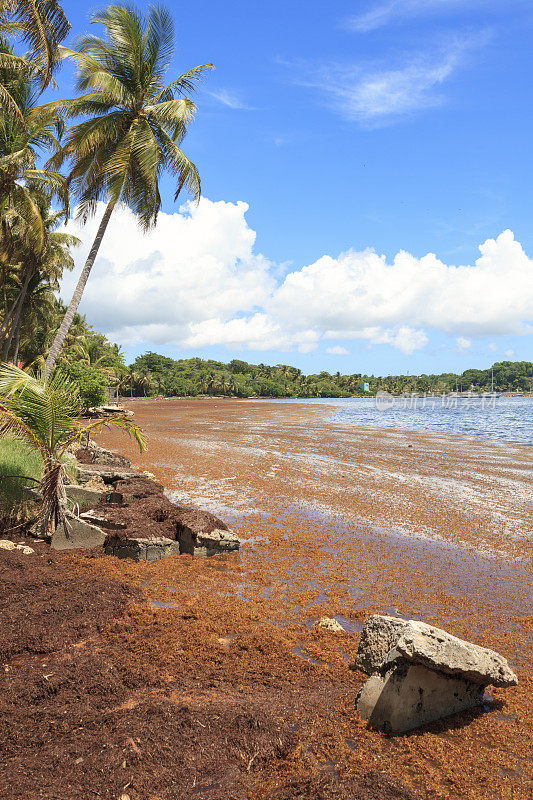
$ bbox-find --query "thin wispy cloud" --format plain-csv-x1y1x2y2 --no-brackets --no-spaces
347,0,490,33
207,88,253,110
296,33,489,126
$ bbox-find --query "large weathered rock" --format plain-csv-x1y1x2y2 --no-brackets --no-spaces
177,524,241,557
351,615,412,674
105,535,180,562
78,465,143,485
353,614,518,733
80,510,126,530
50,517,107,551
353,615,517,687
65,484,104,509
356,662,485,734
387,625,518,688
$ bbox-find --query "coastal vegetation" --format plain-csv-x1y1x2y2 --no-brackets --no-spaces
0,363,144,533
0,433,42,515
1,0,211,379
0,0,210,536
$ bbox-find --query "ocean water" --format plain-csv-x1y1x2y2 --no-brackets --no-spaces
270,396,533,444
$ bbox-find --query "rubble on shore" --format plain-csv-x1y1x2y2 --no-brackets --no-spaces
48,441,241,559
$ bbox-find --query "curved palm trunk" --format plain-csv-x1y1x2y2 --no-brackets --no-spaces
2,299,22,362
44,198,117,377
12,325,20,365
0,262,33,343
1,269,32,362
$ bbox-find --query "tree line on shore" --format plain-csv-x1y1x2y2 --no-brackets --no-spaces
119,351,532,400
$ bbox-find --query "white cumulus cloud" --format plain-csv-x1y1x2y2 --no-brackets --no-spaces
326,346,350,355
61,199,533,358
61,198,275,346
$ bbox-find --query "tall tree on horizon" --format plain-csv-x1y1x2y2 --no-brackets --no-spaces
44,3,212,376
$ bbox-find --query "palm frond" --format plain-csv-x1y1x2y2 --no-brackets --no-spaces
61,414,146,457
154,63,214,102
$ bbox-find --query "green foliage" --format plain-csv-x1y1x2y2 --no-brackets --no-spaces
62,361,108,407
0,363,145,531
0,434,43,513
128,353,533,399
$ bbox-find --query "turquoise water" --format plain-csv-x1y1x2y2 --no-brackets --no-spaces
270,396,533,444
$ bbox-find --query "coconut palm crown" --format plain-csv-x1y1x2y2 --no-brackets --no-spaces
44,3,212,374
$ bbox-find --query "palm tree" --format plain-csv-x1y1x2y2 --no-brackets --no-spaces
0,362,144,535
44,4,213,375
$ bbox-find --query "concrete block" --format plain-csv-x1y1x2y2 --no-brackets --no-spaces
105,536,181,562
51,517,107,551
356,662,484,733
65,485,104,508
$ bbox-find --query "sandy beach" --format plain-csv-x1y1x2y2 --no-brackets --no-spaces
90,397,533,799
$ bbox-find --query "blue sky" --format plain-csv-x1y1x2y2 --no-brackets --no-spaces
57,0,533,375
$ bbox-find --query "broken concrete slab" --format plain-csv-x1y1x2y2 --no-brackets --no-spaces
356,662,485,734
353,614,518,733
177,525,241,557
78,465,143,485
387,626,518,688
80,441,132,467
80,510,127,530
105,535,180,562
352,615,518,687
86,404,133,418
51,517,107,551
65,484,104,509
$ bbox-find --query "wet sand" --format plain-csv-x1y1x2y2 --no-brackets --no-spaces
95,398,533,799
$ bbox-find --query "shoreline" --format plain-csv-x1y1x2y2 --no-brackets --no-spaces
115,394,533,448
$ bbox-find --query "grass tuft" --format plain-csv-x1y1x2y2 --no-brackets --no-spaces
0,435,43,514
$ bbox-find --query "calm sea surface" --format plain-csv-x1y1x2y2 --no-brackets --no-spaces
267,396,533,444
